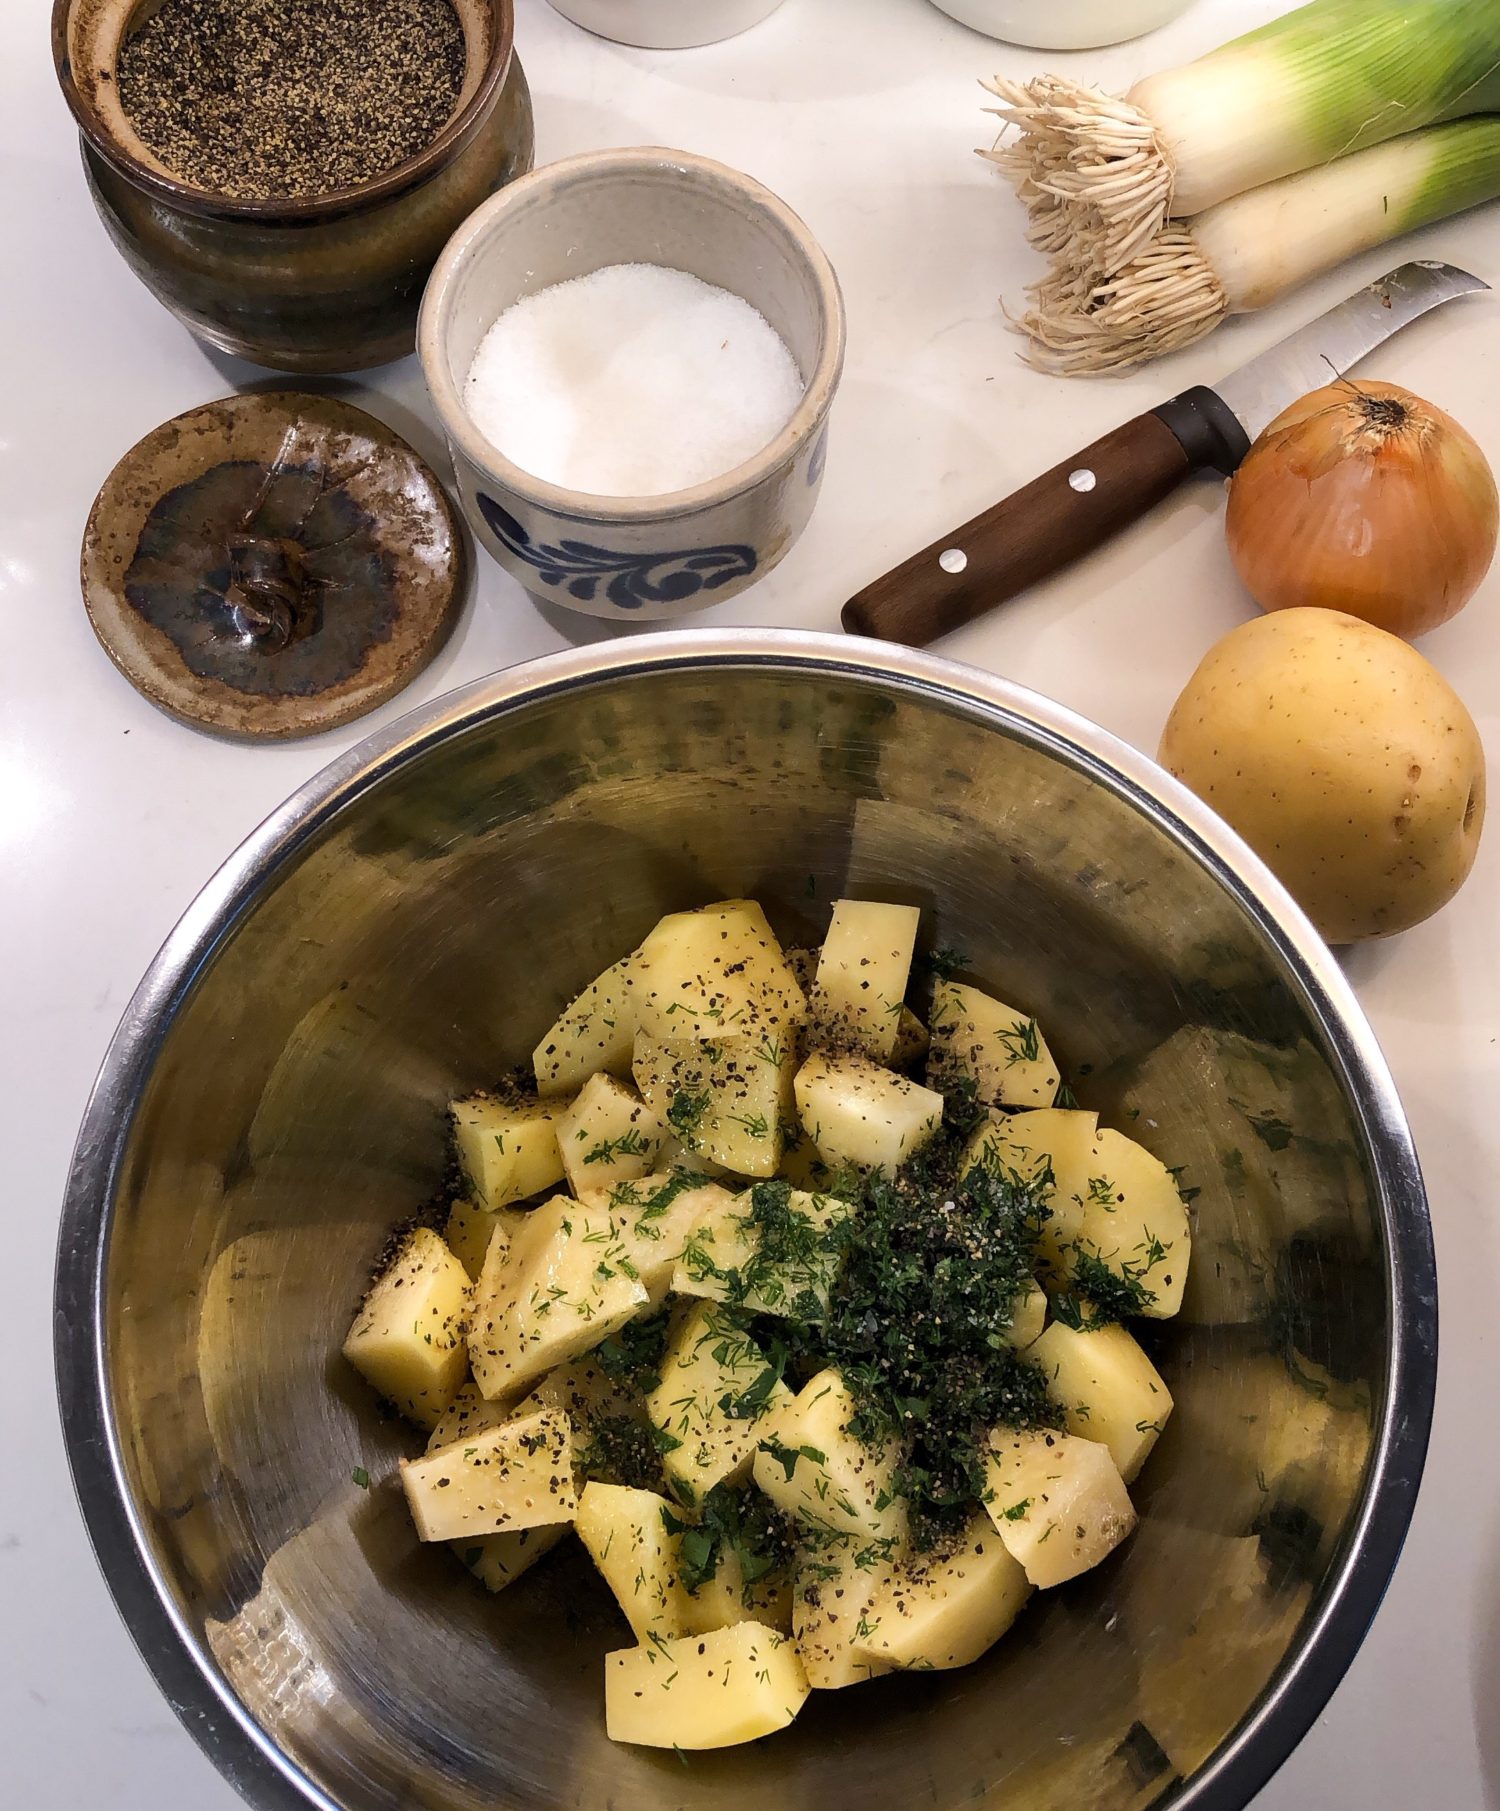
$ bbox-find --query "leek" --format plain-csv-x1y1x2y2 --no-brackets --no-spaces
985,0,1500,275
1018,117,1500,376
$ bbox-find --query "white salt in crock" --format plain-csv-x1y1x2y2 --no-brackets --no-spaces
418,147,845,622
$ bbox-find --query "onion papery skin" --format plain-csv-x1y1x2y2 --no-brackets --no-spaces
1225,380,1498,639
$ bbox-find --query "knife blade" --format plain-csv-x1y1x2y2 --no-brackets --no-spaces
841,261,1489,648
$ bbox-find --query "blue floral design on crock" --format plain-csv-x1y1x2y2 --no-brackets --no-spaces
806,426,828,488
476,496,757,611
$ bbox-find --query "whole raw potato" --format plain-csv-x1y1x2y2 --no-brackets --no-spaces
1159,609,1485,943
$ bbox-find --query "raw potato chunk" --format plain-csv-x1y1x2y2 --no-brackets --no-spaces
508,1353,655,1492
752,1369,907,1544
794,1050,943,1173
445,1196,523,1282
467,1196,648,1399
683,1543,794,1636
634,901,806,1042
973,1108,1189,1316
452,1094,566,1211
557,1074,667,1194
983,1428,1136,1589
533,953,637,1097
400,1409,576,1542
462,1221,527,1406
1030,1321,1173,1483
857,1514,1032,1671
1051,1125,1192,1319
580,1172,734,1303
1006,1278,1049,1351
962,1108,1098,1281
342,1228,469,1431
808,900,920,1061
889,1006,930,1071
576,1482,693,1640
961,1107,1099,1197
605,1621,810,1749
633,1032,794,1178
928,981,1060,1109
777,1119,838,1193
427,1380,520,1453
648,1304,791,1504
656,1134,732,1180
528,1351,650,1436
673,1186,853,1320
456,1524,566,1593
792,1536,901,1690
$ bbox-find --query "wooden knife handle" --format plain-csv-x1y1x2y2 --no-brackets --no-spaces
842,411,1194,647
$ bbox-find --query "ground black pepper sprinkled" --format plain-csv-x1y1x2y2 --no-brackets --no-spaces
116,0,467,201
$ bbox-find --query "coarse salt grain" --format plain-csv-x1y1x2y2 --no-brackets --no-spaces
463,263,804,498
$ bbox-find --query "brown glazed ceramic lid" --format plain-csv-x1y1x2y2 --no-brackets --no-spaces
81,392,465,739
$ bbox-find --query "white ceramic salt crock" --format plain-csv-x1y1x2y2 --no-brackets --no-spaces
929,0,1193,49
547,0,787,49
419,147,845,622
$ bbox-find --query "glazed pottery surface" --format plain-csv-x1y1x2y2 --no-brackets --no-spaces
54,0,535,372
419,147,845,620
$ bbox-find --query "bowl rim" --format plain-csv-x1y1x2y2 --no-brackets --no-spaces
54,628,1437,1811
416,145,848,523
50,0,516,224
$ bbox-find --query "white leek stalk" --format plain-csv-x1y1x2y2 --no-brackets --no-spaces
985,0,1500,275
1019,118,1500,376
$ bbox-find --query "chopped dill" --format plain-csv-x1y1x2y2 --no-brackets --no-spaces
1051,1251,1158,1328
794,1077,1061,1537
667,1089,712,1137
583,1127,650,1166
922,945,969,983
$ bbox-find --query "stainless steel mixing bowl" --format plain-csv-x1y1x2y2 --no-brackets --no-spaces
56,631,1436,1811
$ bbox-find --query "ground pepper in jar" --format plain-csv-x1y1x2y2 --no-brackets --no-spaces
116,0,467,202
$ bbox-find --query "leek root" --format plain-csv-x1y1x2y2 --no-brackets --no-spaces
1018,117,1500,376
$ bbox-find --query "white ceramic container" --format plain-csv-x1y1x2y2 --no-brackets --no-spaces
929,0,1193,49
547,0,788,49
419,146,845,622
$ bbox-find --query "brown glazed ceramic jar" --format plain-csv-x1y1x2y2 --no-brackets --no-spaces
53,0,534,373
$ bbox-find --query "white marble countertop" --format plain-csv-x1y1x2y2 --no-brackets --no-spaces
4,0,1497,1805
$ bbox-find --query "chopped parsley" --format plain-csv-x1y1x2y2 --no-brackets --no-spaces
662,1484,795,1596
593,1306,672,1394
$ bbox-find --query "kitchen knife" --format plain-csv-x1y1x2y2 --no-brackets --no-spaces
842,261,1489,647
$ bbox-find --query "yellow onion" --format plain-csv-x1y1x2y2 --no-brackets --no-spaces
1225,379,1498,638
